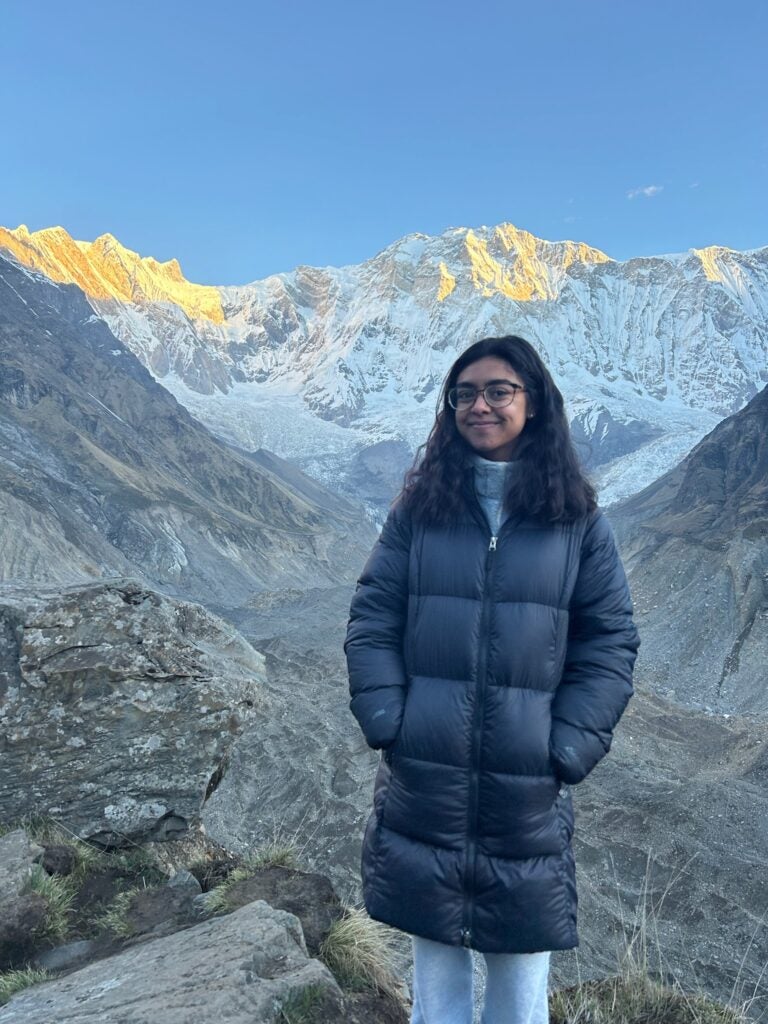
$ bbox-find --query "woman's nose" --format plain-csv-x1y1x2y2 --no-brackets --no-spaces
470,390,492,411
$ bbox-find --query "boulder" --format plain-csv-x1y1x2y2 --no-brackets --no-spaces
41,844,77,876
166,868,202,895
0,830,49,969
0,580,266,845
0,893,49,970
218,865,342,955
2,900,343,1023
33,938,99,973
0,830,44,898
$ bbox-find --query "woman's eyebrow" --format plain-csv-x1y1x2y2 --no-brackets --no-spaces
455,378,519,386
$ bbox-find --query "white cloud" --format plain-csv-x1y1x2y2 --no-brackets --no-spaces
626,185,664,200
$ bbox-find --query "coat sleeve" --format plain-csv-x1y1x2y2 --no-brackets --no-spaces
549,511,639,785
345,502,411,750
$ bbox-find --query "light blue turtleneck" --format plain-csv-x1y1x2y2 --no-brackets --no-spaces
472,454,521,535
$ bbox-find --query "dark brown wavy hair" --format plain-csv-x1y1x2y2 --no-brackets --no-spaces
400,335,597,524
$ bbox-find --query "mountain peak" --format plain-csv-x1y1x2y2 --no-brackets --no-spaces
460,222,611,302
0,224,224,325
692,245,739,284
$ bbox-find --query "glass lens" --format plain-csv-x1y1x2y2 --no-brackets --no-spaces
452,387,477,407
448,384,522,409
485,385,518,406
454,387,479,403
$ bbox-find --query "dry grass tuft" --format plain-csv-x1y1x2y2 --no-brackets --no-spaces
246,841,298,870
319,907,399,997
550,973,749,1024
551,852,758,1024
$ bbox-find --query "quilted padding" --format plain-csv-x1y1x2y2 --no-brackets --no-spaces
346,499,638,953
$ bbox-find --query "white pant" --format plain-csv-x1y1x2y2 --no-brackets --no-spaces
411,935,550,1024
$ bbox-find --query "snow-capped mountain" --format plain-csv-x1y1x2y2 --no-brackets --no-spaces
2,222,766,515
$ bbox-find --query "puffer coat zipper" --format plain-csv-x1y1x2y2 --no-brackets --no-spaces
461,530,498,948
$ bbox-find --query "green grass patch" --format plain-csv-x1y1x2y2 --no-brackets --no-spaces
97,887,144,939
109,846,166,887
23,865,76,943
278,983,336,1024
0,968,50,1006
201,841,300,915
1,817,105,881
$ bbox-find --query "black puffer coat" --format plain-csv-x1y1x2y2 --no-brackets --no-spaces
346,498,638,954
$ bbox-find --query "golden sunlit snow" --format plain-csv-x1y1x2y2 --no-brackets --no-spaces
693,246,729,284
0,225,225,324
464,225,610,301
437,261,457,301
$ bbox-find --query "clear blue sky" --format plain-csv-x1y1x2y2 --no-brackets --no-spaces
2,0,766,284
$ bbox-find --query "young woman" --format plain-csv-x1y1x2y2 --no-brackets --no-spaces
346,336,639,1024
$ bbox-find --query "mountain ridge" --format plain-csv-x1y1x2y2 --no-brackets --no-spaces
5,220,763,292
0,224,225,323
2,220,766,516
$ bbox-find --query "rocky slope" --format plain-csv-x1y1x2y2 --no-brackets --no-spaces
0,828,407,1023
610,385,768,712
4,222,766,513
0,253,375,603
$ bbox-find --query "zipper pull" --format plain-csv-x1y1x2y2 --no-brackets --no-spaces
489,536,497,551
461,928,472,947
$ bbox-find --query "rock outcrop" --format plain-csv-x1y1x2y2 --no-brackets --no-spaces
1,900,343,1024
0,826,408,1024
0,580,265,844
0,831,44,898
0,830,46,968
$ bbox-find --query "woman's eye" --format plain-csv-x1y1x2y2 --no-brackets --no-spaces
488,387,511,400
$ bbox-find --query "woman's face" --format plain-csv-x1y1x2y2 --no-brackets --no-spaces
453,356,530,461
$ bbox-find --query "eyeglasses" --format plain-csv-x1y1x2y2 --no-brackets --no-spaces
447,383,527,410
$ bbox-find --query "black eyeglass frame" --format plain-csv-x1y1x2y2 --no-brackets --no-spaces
447,382,527,410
